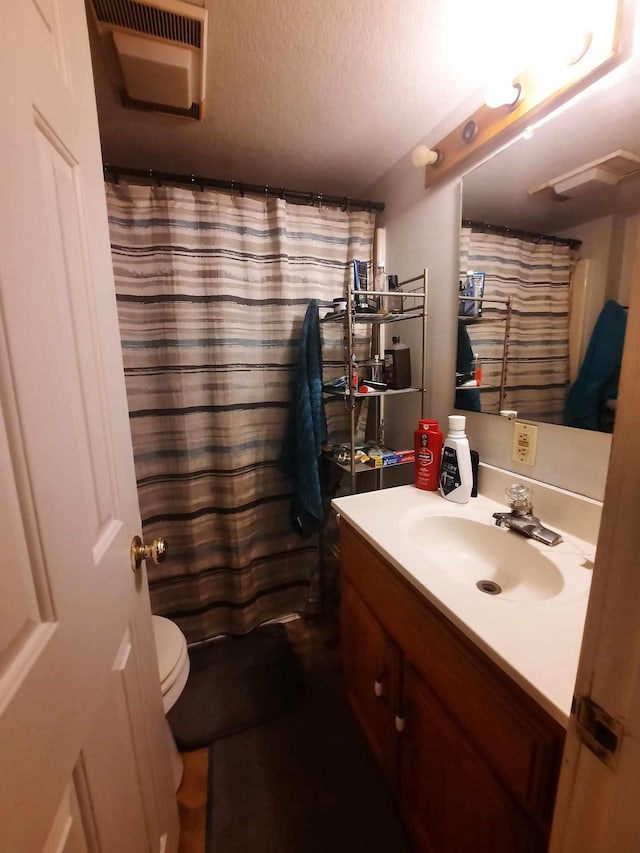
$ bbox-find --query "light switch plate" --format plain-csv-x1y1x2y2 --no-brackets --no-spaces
512,421,538,466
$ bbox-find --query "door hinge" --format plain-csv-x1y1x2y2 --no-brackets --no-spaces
573,695,623,768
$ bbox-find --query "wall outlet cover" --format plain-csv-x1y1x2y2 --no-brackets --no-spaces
512,421,538,466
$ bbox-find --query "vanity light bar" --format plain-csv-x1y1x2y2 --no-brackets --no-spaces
421,0,623,191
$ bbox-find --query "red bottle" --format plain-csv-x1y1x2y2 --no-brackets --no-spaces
414,419,443,491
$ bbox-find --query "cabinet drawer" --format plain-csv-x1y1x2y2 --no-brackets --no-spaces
340,521,564,824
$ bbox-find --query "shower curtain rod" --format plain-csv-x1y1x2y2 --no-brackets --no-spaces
463,218,582,251
103,164,385,213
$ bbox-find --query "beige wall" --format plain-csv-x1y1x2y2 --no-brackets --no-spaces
366,149,612,502
559,214,615,357
618,213,640,306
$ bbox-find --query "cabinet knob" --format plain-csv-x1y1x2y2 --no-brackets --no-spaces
395,714,406,733
374,665,387,698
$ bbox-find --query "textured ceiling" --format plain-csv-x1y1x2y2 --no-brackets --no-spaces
89,0,508,197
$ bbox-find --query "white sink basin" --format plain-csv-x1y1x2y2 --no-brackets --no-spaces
334,482,597,722
404,515,564,602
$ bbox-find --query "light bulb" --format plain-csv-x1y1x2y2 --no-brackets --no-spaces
411,145,441,168
485,80,523,109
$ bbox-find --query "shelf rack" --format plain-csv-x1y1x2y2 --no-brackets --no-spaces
458,294,512,410
322,269,429,493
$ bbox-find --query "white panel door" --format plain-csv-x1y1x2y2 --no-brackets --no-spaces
549,196,640,852
0,1,178,851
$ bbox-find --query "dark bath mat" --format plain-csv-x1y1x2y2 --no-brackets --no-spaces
206,669,411,853
167,623,306,751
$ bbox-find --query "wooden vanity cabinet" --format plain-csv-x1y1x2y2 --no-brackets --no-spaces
339,521,564,853
400,663,543,853
341,580,402,787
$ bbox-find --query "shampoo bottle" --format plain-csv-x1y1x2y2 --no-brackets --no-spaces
439,415,473,503
414,419,443,491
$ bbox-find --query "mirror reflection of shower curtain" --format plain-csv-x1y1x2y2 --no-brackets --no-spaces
460,225,577,423
107,182,374,642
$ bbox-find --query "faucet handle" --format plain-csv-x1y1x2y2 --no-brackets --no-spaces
505,483,533,513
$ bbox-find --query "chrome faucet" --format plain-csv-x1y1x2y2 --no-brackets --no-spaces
492,484,563,546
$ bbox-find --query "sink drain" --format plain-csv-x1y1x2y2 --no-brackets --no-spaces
476,579,502,595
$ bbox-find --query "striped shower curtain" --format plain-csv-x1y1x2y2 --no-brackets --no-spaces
460,225,577,422
106,183,374,641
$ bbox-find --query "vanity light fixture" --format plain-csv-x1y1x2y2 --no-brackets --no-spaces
566,30,594,65
485,80,524,110
418,0,622,190
462,121,478,143
411,145,442,168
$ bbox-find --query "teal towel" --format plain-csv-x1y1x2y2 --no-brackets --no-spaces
565,300,627,431
278,300,327,537
455,320,481,412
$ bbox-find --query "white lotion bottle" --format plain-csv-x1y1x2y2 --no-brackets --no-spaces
439,415,473,503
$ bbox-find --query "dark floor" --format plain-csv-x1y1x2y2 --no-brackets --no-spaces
176,617,339,853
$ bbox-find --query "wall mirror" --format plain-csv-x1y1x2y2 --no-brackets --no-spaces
457,57,640,432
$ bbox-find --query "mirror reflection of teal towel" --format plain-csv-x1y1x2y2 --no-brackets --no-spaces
278,299,328,538
455,320,481,412
565,300,627,431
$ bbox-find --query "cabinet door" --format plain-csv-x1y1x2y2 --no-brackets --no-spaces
399,664,544,853
341,580,401,787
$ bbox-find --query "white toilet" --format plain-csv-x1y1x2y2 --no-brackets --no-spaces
152,615,190,790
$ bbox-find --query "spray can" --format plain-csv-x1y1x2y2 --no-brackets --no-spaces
414,419,443,491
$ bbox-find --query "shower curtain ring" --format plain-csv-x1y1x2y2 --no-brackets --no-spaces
280,187,285,200
318,192,323,208
344,197,351,213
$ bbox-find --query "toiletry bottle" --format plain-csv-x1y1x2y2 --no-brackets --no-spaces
375,265,387,315
375,228,386,313
473,352,482,386
414,419,443,491
370,354,383,383
439,415,473,503
470,449,480,497
384,336,411,389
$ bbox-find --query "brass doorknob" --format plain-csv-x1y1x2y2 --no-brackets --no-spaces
130,535,167,573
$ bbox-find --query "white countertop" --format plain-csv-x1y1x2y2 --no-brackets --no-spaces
332,484,596,726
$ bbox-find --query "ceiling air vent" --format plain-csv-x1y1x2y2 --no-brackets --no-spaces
119,88,201,119
89,0,208,120
528,150,640,200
